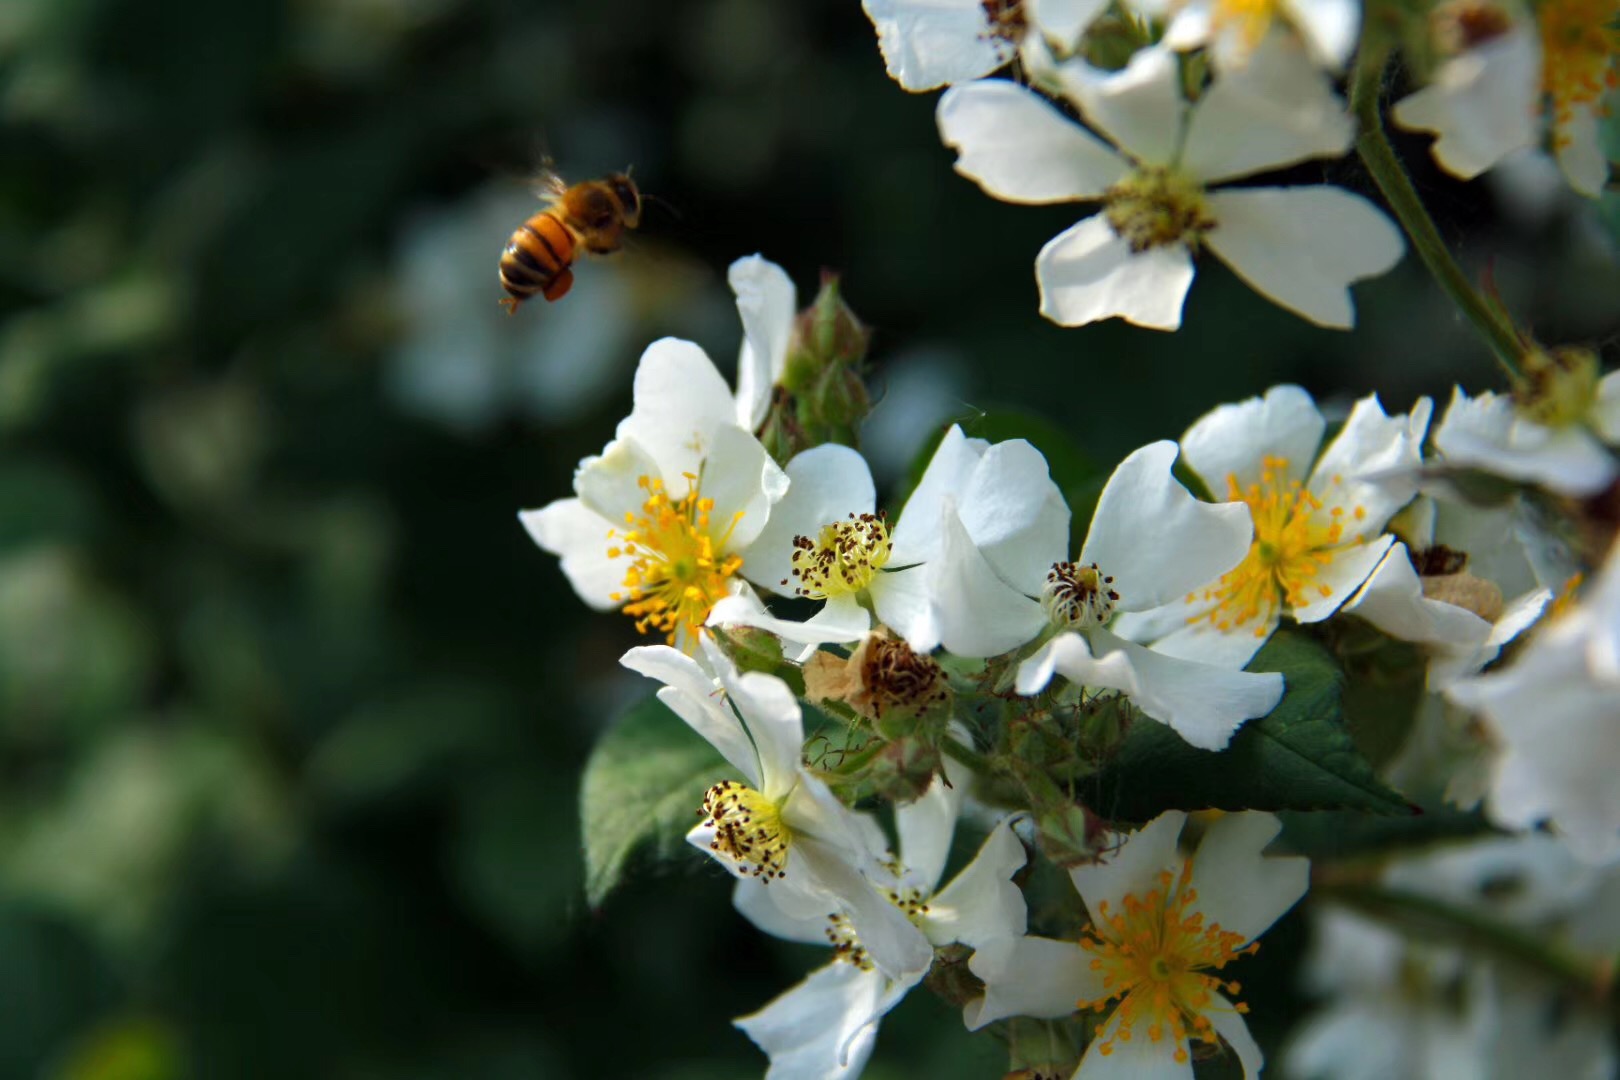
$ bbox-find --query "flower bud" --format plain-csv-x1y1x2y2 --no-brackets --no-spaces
1033,803,1107,868
867,735,944,803
757,273,872,463
1514,345,1600,428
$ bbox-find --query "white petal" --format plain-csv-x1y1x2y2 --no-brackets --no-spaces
957,438,1072,595
890,424,987,566
616,338,737,483
1079,440,1254,612
926,502,1049,657
1069,811,1188,922
869,564,939,651
734,962,893,1080
1074,1006,1195,1080
1280,0,1360,70
937,80,1129,203
742,444,878,597
1127,603,1278,670
620,646,766,787
1203,186,1404,329
1036,215,1195,330
1345,543,1492,654
1182,34,1354,183
574,436,662,522
1028,0,1111,44
1160,0,1211,49
700,424,789,556
924,818,1029,948
797,839,936,979
708,588,872,657
1203,992,1266,1080
896,771,963,895
734,878,836,946
1433,386,1617,496
1186,811,1308,943
1391,28,1540,180
1290,533,1395,625
862,0,1015,92
518,499,621,609
1554,100,1610,198
1308,393,1427,535
1593,371,1620,443
1179,384,1324,496
723,664,809,800
730,255,797,431
1064,45,1185,167
964,935,1100,1029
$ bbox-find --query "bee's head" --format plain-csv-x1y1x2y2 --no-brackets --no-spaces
606,172,642,227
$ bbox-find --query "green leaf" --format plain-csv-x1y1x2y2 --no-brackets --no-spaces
580,694,733,908
1085,631,1414,820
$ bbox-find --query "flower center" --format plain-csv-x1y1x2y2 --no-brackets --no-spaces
1210,0,1278,59
1537,0,1620,142
1103,168,1216,254
1077,859,1256,1063
979,0,1028,45
699,780,791,880
1187,456,1365,635
608,473,744,645
1044,561,1120,629
788,512,893,600
1513,345,1601,428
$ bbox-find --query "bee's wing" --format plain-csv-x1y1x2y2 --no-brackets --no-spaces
531,166,568,203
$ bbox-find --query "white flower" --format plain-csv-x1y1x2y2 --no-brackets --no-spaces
733,766,1027,1079
1114,385,1431,672
1345,495,1552,690
1393,3,1619,197
1012,441,1285,750
968,811,1308,1078
731,254,797,433
710,424,1071,659
860,0,1026,91
1446,542,1620,864
621,637,935,980
1432,380,1620,498
937,40,1402,330
1162,3,1361,72
519,337,789,647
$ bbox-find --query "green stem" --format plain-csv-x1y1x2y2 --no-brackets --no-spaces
1349,43,1525,378
1319,882,1615,1015
941,735,995,777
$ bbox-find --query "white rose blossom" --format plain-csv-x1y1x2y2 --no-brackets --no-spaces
1446,540,1620,865
709,424,1070,659
733,763,1027,1079
1393,0,1619,197
937,39,1403,330
1431,380,1620,498
968,810,1309,1079
621,636,935,980
1113,385,1431,671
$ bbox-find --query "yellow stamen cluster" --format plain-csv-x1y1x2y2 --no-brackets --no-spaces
1044,560,1121,629
1077,859,1257,1063
1104,168,1217,254
786,512,893,600
1210,0,1278,59
698,781,790,880
607,474,744,645
1512,345,1601,428
1188,456,1366,636
1536,0,1620,144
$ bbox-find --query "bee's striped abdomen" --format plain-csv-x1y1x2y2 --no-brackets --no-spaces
499,213,577,309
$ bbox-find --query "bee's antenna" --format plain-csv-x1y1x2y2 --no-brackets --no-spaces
642,191,684,222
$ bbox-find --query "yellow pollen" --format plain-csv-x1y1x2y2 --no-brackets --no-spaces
1076,859,1258,1063
1211,0,1279,58
607,473,745,646
787,512,892,600
1103,167,1216,253
1537,0,1620,144
1188,456,1364,635
699,780,791,880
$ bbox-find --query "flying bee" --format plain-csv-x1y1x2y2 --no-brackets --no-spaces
497,169,642,314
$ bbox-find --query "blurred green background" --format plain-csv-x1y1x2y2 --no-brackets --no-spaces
1,0,1618,1076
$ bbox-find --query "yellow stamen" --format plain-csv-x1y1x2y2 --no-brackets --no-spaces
699,781,790,880
1537,0,1620,145
1187,456,1364,636
787,512,892,600
608,473,744,646
1078,858,1258,1063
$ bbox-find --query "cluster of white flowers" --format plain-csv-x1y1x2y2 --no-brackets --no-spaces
507,2,1620,1073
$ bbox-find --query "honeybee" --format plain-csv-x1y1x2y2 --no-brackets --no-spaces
498,169,642,314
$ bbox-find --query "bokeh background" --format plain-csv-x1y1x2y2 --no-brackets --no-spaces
2,0,1618,1076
